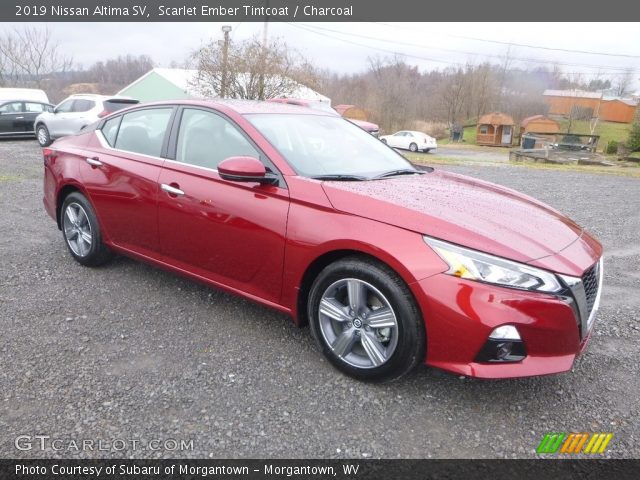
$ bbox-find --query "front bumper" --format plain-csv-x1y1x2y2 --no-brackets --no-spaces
412,268,600,378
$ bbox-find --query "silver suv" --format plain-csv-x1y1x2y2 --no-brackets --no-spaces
34,94,138,146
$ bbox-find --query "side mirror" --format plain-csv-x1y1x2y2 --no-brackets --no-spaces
218,156,277,185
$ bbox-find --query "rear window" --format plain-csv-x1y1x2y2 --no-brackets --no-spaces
104,99,139,114
101,116,122,146
113,108,173,157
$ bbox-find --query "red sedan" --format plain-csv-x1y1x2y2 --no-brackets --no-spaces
42,100,603,381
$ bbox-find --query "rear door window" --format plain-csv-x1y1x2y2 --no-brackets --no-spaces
72,99,95,113
114,108,173,157
25,102,46,112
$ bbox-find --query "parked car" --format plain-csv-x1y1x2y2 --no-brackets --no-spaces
0,87,49,103
0,100,53,139
43,99,603,382
267,98,380,136
380,130,437,153
34,94,139,147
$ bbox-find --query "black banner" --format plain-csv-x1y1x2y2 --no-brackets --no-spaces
3,459,640,480
3,0,640,22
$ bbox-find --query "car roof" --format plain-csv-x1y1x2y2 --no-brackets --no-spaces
0,99,51,104
67,94,136,101
135,99,336,116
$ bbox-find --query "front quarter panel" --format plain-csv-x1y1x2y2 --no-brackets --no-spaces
281,176,448,321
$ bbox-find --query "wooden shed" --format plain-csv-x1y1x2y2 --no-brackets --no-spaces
520,115,560,135
476,112,515,146
599,98,638,123
333,104,368,121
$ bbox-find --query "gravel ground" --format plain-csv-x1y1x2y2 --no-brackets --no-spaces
0,139,638,459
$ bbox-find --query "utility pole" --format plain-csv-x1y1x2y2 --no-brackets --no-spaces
258,0,269,100
221,25,232,98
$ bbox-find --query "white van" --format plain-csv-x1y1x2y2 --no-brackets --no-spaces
0,88,49,103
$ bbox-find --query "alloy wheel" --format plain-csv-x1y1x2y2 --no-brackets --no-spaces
63,202,93,257
318,278,399,369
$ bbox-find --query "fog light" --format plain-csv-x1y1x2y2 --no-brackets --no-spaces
475,327,526,363
489,325,521,341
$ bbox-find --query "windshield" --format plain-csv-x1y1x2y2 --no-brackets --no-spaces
246,114,416,179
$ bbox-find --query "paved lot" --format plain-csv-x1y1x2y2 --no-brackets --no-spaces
1,139,638,459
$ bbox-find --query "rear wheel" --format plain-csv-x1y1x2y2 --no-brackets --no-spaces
61,192,112,267
308,257,425,382
36,124,52,147
409,142,418,152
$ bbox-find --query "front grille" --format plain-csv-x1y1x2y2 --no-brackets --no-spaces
582,263,599,317
560,257,603,339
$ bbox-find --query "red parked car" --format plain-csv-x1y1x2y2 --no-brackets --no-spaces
43,100,603,381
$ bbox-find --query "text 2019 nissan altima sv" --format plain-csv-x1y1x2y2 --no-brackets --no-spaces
42,100,603,381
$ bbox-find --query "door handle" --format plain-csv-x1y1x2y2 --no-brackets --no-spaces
15,116,24,119
161,183,185,196
86,157,103,167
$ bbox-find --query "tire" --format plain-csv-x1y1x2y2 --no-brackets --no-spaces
381,138,387,144
36,124,52,147
61,192,112,267
308,256,425,382
409,142,418,152
424,149,431,153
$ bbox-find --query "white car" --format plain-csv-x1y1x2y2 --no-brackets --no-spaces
380,130,437,153
34,94,138,146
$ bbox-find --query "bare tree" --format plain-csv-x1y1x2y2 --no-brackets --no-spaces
613,68,635,97
192,36,315,100
439,67,469,127
0,26,72,87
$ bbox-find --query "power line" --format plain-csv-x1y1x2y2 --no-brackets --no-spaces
286,23,631,77
375,22,640,60
296,23,634,73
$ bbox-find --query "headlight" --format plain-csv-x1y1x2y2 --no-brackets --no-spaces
424,236,562,293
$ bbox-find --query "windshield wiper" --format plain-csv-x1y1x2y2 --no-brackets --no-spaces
371,169,424,180
311,174,367,181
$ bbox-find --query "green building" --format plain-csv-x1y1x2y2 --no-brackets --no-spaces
117,68,201,102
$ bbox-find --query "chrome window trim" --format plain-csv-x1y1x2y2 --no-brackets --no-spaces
97,128,286,185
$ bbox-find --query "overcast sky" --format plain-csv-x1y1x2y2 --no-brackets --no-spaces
13,22,640,90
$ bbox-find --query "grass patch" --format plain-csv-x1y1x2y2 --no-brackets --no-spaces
556,119,631,150
407,153,640,178
0,174,22,182
438,126,477,145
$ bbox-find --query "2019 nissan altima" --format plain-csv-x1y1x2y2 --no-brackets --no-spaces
34,94,139,147
42,99,603,382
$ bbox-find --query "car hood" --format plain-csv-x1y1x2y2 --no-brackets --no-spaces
321,170,584,263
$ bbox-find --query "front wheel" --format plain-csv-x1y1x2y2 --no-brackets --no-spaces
409,142,418,152
36,124,52,147
308,257,425,382
61,192,112,267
